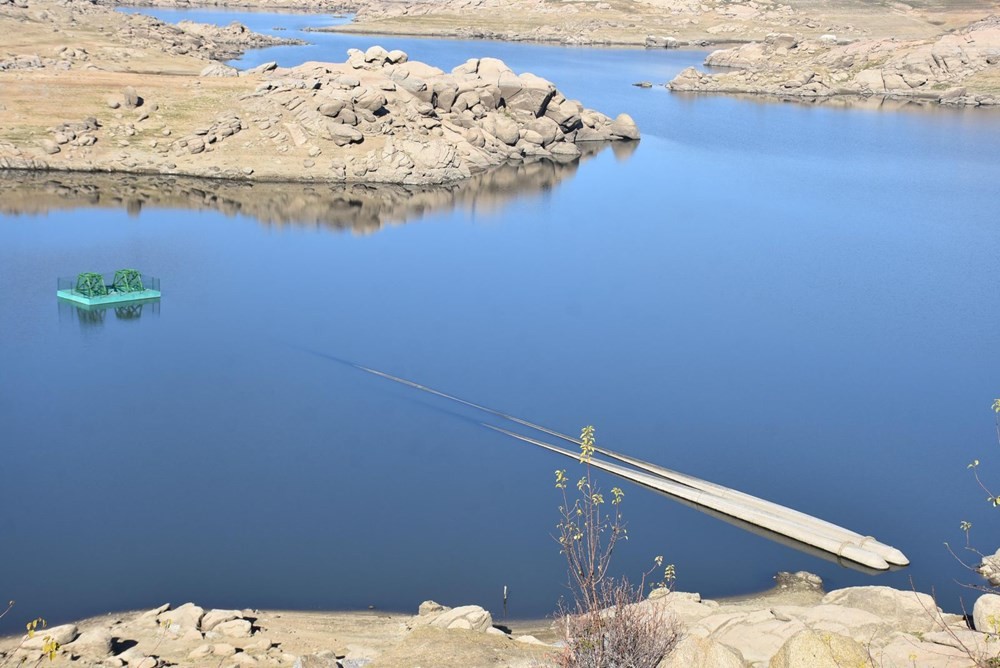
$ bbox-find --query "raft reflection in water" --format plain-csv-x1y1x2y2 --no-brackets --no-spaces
58,297,160,328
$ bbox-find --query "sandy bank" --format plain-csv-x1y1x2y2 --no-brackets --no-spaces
2,573,998,667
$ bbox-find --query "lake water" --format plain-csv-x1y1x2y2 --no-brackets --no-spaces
2,8,1000,631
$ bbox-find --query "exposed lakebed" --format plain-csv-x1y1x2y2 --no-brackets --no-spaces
1,8,999,631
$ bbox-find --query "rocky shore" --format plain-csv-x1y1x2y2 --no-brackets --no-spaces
280,0,992,50
2,574,998,667
668,15,1000,107
0,0,638,185
86,0,1000,109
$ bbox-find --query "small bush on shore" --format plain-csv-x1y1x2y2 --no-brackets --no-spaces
553,426,681,668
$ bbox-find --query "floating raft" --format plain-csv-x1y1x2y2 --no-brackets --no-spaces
303,352,910,572
57,269,160,306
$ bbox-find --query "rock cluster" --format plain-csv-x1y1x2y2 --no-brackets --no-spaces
43,117,101,154
0,603,279,668
234,49,638,184
410,602,495,633
669,16,1000,106
1,580,998,667
172,115,246,155
0,0,640,186
176,19,305,59
651,576,997,667
980,548,1000,587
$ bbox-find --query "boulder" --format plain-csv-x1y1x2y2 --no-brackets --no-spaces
245,61,277,75
419,600,447,616
549,141,581,159
852,68,885,93
609,113,640,140
117,647,156,667
978,549,1000,586
213,619,253,638
449,58,476,76
138,603,171,623
504,73,555,116
200,62,238,77
821,587,944,634
973,593,1000,634
22,624,78,649
328,123,363,146
476,57,513,84
293,653,340,668
122,85,141,109
660,635,748,668
40,138,60,154
523,116,557,145
492,114,520,145
158,603,204,631
768,630,867,668
766,33,799,50
317,98,348,117
386,49,408,64
433,81,459,110
335,74,361,88
65,629,112,657
364,45,389,64
201,609,242,632
353,87,386,112
451,90,481,114
520,129,545,145
544,98,582,130
423,605,493,632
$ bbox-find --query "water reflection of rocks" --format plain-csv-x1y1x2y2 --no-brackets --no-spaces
0,144,624,233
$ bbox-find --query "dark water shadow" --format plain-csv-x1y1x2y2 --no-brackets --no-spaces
0,143,619,233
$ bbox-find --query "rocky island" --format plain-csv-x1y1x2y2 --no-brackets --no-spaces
669,15,1000,107
0,0,639,184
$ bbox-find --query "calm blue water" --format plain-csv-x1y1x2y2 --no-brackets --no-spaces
1,9,999,631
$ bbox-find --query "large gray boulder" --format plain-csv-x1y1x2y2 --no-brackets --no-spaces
609,113,640,140
768,630,867,668
200,609,241,632
353,87,387,112
64,628,112,658
660,635,748,668
504,73,555,116
317,98,348,117
973,593,1000,633
22,624,78,649
122,85,141,109
820,586,945,633
363,45,389,64
419,604,493,632
327,123,363,146
979,548,1000,586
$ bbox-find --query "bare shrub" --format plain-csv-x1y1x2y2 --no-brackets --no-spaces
553,426,681,668
557,578,681,668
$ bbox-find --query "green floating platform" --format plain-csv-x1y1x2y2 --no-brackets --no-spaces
57,269,161,306
57,288,161,306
